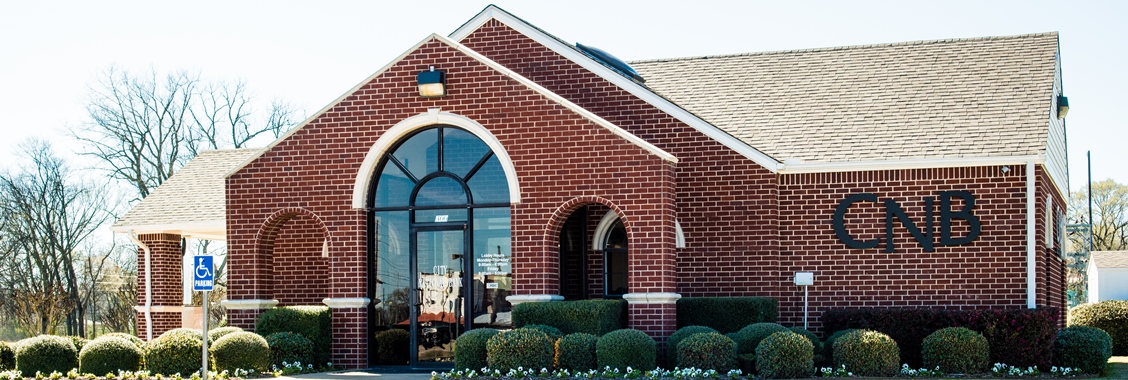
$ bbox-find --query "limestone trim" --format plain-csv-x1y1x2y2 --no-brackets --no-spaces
622,292,682,305
323,297,371,308
132,305,185,313
505,294,563,305
221,299,279,310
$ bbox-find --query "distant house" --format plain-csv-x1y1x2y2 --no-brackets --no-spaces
1088,251,1128,302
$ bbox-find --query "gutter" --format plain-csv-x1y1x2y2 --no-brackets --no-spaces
128,231,154,340
1026,161,1036,308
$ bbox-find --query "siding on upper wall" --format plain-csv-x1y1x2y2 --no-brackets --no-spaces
1046,52,1069,198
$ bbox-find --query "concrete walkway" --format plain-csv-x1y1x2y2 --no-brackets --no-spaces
277,370,433,380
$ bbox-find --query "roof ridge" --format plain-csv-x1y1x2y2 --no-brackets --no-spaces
629,31,1059,64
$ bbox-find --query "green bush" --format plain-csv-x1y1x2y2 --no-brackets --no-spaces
822,329,857,361
160,328,207,342
371,329,410,365
1069,300,1128,355
732,323,788,355
596,329,655,371
921,327,989,374
523,324,563,342
0,341,14,371
265,332,314,368
486,328,554,371
256,306,331,366
68,336,88,355
100,333,144,349
1053,325,1112,374
756,331,814,379
832,330,899,377
513,300,626,336
676,332,736,372
667,326,719,367
144,331,203,375
79,336,141,376
208,327,244,343
211,332,270,372
787,327,819,349
677,297,777,333
556,333,598,372
453,329,497,371
15,335,77,377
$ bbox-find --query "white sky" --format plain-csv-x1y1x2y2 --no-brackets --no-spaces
1,0,1125,192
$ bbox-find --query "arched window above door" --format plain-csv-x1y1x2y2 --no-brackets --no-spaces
373,126,510,209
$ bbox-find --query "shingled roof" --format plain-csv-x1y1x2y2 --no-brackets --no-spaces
1091,251,1128,269
631,33,1060,163
111,148,262,240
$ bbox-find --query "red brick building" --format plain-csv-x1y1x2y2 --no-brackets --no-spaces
113,6,1069,369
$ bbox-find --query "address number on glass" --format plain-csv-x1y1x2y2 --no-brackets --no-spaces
434,215,449,222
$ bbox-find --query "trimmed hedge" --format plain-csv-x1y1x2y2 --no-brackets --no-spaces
1053,325,1112,374
832,330,899,377
667,326,719,367
676,332,736,372
486,328,554,371
676,297,777,333
786,327,820,351
211,332,270,372
256,306,331,366
523,324,563,342
100,333,144,348
756,331,814,379
79,336,142,376
453,328,497,371
822,329,857,365
265,332,314,368
145,330,203,375
15,335,78,377
921,327,989,374
824,307,1058,368
556,333,598,372
208,327,244,343
372,329,410,365
513,300,626,336
596,329,656,371
732,323,788,355
1068,300,1128,355
68,336,88,355
0,341,14,371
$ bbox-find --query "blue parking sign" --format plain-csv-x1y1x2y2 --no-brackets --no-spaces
193,256,214,291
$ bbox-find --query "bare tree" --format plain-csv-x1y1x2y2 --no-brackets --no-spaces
0,140,112,336
74,66,301,201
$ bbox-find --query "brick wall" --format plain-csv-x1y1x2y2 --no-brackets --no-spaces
136,233,183,340
136,312,181,341
270,213,330,306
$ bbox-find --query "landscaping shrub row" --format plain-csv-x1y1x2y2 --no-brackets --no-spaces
823,306,1058,368
676,297,777,333
513,299,626,336
455,327,658,372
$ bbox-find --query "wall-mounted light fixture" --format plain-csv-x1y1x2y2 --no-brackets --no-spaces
417,66,446,98
1057,95,1069,119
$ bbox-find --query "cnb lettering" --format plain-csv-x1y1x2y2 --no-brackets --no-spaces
832,191,981,253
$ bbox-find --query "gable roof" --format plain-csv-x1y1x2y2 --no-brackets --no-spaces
111,148,262,240
631,33,1059,167
1091,251,1128,269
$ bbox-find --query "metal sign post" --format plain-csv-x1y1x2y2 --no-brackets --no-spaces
193,256,214,380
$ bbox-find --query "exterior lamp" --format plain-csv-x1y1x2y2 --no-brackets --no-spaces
417,66,446,98
1057,95,1069,119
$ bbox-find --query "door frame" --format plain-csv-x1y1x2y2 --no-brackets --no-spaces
409,222,471,368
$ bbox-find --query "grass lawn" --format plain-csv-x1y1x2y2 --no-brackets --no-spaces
1105,357,1128,378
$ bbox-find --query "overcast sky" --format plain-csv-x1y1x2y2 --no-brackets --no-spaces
1,0,1125,192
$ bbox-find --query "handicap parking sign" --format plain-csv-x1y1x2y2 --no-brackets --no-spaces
193,256,214,291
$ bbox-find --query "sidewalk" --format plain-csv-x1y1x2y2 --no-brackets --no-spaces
276,370,433,380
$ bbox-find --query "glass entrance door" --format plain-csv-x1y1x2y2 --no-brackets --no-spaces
411,225,467,366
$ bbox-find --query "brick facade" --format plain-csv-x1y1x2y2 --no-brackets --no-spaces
212,16,1066,368
135,233,183,340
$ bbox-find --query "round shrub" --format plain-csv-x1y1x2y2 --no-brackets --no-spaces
211,332,270,372
756,331,814,379
453,328,497,371
144,331,202,375
79,336,141,376
371,329,410,365
596,329,656,371
100,333,144,348
732,323,788,355
487,328,554,371
822,329,857,360
556,333,598,372
0,341,14,371
265,332,315,368
667,326,718,367
677,332,736,371
832,329,899,377
1069,300,1128,355
922,327,989,374
14,335,78,377
787,327,820,349
68,336,89,355
208,327,244,343
159,328,208,344
523,324,563,342
1053,325,1112,374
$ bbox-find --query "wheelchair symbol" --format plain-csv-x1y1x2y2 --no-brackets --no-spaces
196,258,213,279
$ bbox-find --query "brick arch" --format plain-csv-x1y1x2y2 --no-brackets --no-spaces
543,196,629,246
254,207,332,305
